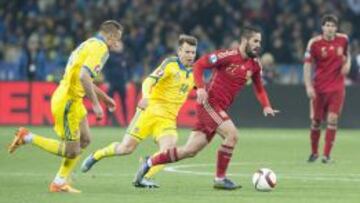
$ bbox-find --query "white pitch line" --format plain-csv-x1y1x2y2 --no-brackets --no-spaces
163,163,360,182
0,172,134,177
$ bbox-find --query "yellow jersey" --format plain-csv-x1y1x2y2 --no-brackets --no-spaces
146,56,194,120
57,35,109,100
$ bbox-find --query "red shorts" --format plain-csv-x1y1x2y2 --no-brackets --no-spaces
311,89,345,121
193,101,230,142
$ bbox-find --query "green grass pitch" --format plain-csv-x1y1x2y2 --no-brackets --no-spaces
1,126,359,203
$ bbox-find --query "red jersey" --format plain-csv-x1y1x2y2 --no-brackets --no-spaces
193,48,271,110
304,33,349,93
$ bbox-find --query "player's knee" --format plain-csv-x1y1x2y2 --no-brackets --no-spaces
225,130,238,144
65,149,80,158
311,119,321,129
327,113,338,124
80,137,91,149
121,143,136,154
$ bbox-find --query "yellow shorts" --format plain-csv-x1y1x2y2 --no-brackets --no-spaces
126,108,177,142
51,89,87,141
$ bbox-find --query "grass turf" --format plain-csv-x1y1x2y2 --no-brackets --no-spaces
0,126,359,203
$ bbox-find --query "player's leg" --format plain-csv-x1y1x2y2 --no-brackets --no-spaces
81,134,140,172
215,119,238,178
8,127,67,156
8,100,81,158
144,118,179,180
213,119,241,190
135,134,178,188
133,130,209,185
52,117,90,192
322,90,345,163
133,104,217,185
307,95,324,162
81,108,149,172
50,102,87,193
151,131,209,165
144,135,177,180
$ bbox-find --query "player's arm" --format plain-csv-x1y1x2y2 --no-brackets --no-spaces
81,42,109,119
137,77,156,110
193,52,222,104
341,36,351,75
80,67,103,120
303,39,316,99
138,59,171,109
93,84,116,112
251,67,278,117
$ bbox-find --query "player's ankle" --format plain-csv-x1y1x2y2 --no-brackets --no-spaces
23,133,33,144
215,176,225,181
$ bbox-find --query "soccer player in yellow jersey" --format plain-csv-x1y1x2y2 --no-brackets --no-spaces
8,20,123,193
81,35,198,188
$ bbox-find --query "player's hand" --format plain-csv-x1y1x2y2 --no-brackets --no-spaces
263,107,280,117
341,65,350,75
196,88,208,104
137,98,148,110
341,67,349,75
341,56,350,75
305,86,316,99
93,103,104,121
105,98,116,112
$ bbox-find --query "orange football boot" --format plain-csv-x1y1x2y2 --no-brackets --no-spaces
49,182,81,193
8,127,29,153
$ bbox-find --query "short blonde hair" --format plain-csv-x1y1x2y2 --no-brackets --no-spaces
178,34,198,46
100,20,123,34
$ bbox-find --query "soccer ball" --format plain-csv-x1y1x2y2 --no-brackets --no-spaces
252,168,277,191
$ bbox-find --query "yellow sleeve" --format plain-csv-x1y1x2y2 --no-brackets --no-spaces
83,41,109,78
141,77,156,98
149,58,174,81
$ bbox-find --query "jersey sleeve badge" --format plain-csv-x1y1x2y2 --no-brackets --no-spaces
209,54,218,64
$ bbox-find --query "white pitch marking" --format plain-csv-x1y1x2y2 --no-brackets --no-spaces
163,163,360,182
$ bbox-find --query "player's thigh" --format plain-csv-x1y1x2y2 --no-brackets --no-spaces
310,96,326,121
52,99,85,142
328,90,345,118
182,131,208,156
126,108,154,142
153,117,178,148
119,134,140,153
193,103,224,142
66,100,87,141
216,119,238,139
79,116,91,148
157,135,178,152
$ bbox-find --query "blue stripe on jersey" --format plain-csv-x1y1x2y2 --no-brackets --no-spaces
176,57,192,78
82,66,95,78
95,34,106,43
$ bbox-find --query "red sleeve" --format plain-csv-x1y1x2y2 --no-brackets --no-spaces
251,67,271,108
193,51,224,88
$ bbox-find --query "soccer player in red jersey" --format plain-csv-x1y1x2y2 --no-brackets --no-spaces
304,14,351,164
134,26,279,190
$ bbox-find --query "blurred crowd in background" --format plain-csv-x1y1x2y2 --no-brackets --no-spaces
1,0,360,85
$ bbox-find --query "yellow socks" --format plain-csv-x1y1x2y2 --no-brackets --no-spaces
55,149,84,183
93,142,119,160
56,155,81,182
144,165,165,179
32,134,65,156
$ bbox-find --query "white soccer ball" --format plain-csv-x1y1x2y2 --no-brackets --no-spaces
252,168,277,191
